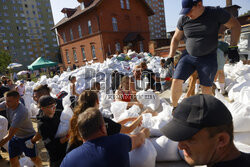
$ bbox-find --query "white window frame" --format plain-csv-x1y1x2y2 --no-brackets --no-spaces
66,50,70,63
78,25,82,38
139,41,144,53
81,47,86,60
120,0,124,9
63,32,66,43
126,0,130,9
88,20,92,34
115,42,121,52
70,28,74,41
73,49,78,62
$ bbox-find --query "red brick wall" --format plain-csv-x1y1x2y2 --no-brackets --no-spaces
57,0,151,68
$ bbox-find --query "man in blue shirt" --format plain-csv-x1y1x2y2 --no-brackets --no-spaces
60,107,149,167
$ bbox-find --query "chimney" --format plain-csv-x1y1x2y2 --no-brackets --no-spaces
226,0,232,6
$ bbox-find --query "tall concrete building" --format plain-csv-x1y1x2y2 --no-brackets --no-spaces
0,0,58,69
145,0,166,40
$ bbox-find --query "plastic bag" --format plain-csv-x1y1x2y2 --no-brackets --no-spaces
129,139,157,167
55,105,73,138
151,136,181,162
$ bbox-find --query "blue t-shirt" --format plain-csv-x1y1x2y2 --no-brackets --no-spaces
60,134,132,167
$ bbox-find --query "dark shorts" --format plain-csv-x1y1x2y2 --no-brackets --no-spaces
173,51,218,87
8,135,37,159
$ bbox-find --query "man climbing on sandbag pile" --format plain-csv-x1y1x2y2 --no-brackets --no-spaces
168,0,241,110
161,94,250,167
60,107,150,167
0,90,42,167
26,95,68,167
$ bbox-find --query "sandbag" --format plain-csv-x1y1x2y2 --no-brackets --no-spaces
229,102,250,133
110,101,128,121
55,105,73,138
234,132,250,146
151,136,181,162
234,141,250,153
19,156,34,167
136,91,160,110
129,139,157,167
0,115,8,150
239,87,250,105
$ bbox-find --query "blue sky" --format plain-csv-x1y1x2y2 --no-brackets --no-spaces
50,0,250,32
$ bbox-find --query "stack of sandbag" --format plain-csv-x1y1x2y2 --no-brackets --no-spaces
55,105,73,138
229,101,250,152
129,139,157,167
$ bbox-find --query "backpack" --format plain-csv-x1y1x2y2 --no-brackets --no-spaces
56,91,68,100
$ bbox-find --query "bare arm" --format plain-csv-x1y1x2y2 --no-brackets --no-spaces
0,127,18,147
224,16,241,46
129,128,150,150
31,132,42,144
120,115,143,134
72,84,79,96
169,28,184,58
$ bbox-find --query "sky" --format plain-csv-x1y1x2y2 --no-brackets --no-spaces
50,0,250,32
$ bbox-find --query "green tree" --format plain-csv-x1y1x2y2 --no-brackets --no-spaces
239,10,250,17
0,50,11,74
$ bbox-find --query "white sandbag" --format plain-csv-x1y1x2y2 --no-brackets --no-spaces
110,101,128,121
228,81,250,102
30,103,39,118
0,115,8,150
118,105,141,122
129,139,157,167
22,93,34,117
136,90,160,110
239,87,250,105
234,141,250,153
19,156,34,167
229,102,250,133
55,105,73,138
151,136,181,162
234,132,250,145
215,89,231,108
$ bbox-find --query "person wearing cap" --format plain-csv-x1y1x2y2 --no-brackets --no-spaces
169,0,241,109
161,94,250,167
26,95,68,167
0,90,42,167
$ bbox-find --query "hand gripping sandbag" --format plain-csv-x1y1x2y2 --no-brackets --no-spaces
151,136,181,162
55,105,73,138
129,139,157,167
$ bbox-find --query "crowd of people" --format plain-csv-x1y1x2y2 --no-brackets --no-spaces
0,0,250,167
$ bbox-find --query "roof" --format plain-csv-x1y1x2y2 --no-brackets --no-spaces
52,0,154,30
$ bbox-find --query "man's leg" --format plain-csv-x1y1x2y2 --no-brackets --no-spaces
185,71,198,98
201,85,213,95
30,156,42,167
171,79,184,107
10,156,20,167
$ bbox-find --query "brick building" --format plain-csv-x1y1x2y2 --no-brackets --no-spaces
53,0,154,68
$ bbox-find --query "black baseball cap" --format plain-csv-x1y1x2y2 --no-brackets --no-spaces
180,0,198,15
38,95,56,107
161,94,232,141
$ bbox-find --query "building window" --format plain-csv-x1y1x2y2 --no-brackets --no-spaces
91,45,96,59
120,0,124,9
88,20,92,34
112,17,118,32
70,28,74,41
126,0,130,9
66,50,70,63
115,42,121,52
81,47,86,60
63,32,66,43
78,25,82,38
139,41,144,52
73,49,78,62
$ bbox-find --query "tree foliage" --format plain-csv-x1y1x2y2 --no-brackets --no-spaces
239,10,250,17
0,50,11,74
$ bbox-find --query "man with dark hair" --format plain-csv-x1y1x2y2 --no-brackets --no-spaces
60,107,150,167
168,0,241,109
0,90,42,167
0,81,10,102
33,84,63,113
161,94,250,167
